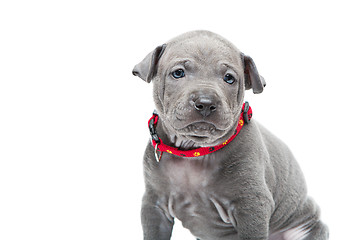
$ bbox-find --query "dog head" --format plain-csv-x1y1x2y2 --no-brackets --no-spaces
133,31,265,147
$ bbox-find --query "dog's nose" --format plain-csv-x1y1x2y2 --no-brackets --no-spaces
193,95,217,117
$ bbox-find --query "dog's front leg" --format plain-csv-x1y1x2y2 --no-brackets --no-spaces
141,191,174,240
232,192,274,240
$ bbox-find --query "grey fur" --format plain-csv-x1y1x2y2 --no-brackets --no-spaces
133,30,328,240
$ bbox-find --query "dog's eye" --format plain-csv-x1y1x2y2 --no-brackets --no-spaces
224,73,235,84
171,69,185,79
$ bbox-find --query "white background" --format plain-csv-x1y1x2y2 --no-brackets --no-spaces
1,0,359,239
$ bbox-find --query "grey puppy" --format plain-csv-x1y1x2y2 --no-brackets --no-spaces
132,31,329,240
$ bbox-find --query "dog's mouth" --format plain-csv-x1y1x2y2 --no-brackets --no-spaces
184,122,216,133
186,135,210,142
178,122,224,142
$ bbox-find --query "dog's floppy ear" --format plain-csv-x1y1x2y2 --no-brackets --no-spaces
132,44,167,83
241,53,266,94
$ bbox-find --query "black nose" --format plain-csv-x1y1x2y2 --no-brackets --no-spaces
194,95,217,117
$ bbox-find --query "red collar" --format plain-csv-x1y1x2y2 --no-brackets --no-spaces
148,102,252,161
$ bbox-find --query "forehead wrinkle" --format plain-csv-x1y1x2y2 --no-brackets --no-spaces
168,40,228,61
168,58,190,66
221,63,241,74
164,58,197,73
162,41,242,76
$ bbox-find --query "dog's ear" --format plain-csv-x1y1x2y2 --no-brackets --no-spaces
241,53,266,94
132,44,167,83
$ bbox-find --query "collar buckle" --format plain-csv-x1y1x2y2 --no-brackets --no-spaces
149,112,160,143
243,101,250,124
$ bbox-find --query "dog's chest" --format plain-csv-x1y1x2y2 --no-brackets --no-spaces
158,155,237,238
162,155,217,189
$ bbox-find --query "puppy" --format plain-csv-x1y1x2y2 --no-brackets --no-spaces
133,30,329,240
